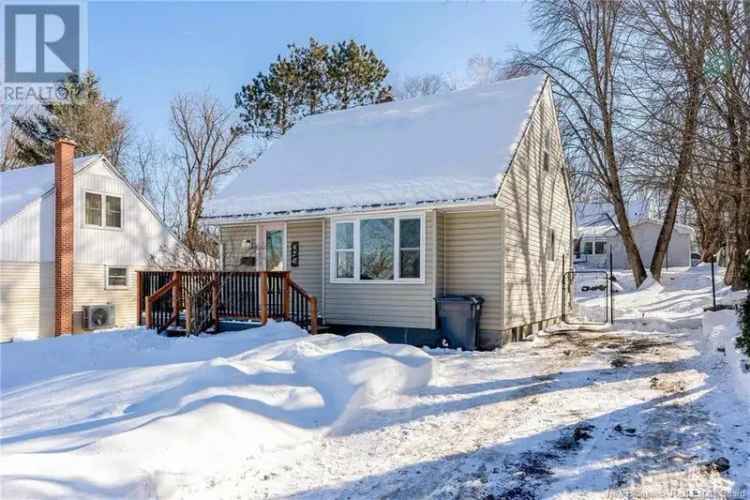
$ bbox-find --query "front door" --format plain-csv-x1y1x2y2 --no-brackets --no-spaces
259,223,286,271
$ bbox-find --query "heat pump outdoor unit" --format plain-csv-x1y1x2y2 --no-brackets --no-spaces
83,304,116,330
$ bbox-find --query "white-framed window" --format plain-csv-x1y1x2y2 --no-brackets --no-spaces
581,238,607,256
105,266,128,289
331,213,425,283
84,191,123,229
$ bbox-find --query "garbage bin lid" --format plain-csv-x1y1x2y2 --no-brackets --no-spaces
435,295,484,304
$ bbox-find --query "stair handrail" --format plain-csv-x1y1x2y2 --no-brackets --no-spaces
287,277,318,334
145,274,180,332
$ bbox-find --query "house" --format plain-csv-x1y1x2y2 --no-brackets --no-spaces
0,140,182,342
576,200,695,269
203,75,575,348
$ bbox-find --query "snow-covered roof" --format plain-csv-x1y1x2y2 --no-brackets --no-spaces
205,74,547,221
577,218,695,238
0,155,100,225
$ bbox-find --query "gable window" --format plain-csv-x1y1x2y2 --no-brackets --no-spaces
542,129,551,172
84,192,122,229
85,193,102,226
106,266,128,288
331,214,424,283
106,196,122,228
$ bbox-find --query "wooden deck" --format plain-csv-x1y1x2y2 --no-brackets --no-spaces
137,271,318,335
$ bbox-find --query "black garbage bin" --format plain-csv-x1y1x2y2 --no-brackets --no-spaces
435,295,484,350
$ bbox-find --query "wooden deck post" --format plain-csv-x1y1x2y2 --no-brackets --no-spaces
212,272,220,331
172,271,181,319
184,294,192,335
136,272,143,325
259,271,268,325
309,296,318,335
145,295,153,329
282,272,290,320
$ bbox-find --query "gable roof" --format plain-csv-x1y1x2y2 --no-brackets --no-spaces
0,155,100,225
204,74,547,222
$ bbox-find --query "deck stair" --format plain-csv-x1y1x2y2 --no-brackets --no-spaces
138,271,318,336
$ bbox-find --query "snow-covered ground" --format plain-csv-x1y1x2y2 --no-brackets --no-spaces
1,265,748,499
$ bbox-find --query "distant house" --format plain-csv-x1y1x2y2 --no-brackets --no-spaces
203,75,574,348
0,141,182,342
576,200,695,269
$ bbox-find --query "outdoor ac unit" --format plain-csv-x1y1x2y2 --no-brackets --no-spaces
83,304,116,330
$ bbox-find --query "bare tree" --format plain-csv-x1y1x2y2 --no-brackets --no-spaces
513,0,649,287
396,73,453,99
626,0,713,282
169,93,249,253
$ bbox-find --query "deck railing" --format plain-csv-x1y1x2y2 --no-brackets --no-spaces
138,270,318,335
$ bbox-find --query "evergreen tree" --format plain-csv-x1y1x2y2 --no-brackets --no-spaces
12,71,130,167
235,38,390,139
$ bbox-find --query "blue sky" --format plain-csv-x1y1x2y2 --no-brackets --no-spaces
89,1,537,141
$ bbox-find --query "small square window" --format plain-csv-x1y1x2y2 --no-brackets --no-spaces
583,241,593,255
106,267,128,288
595,241,607,255
85,193,102,226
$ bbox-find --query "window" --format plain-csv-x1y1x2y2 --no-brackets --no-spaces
547,229,556,261
335,222,355,279
106,267,128,288
594,241,607,255
360,218,394,280
106,196,122,228
85,192,122,229
542,129,551,172
399,218,421,279
85,193,102,226
583,241,593,255
331,215,424,282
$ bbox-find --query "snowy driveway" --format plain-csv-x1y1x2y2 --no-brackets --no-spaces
2,267,749,499
240,324,749,499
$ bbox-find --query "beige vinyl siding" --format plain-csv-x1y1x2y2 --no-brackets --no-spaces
441,210,504,333
287,220,323,299
73,264,139,329
323,211,435,329
496,83,573,330
0,262,54,341
220,224,258,271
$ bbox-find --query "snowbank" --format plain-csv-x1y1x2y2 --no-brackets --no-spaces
0,323,433,498
704,310,750,404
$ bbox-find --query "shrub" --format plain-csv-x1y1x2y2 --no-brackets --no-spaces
737,255,750,357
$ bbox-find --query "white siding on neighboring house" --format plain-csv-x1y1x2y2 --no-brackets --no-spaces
73,160,181,266
608,222,692,269
0,262,54,341
73,264,139,329
323,210,436,329
496,82,573,331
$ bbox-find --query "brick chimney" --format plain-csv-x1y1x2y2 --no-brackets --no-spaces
54,139,76,335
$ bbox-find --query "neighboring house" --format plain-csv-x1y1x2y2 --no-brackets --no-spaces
0,140,182,342
203,74,574,348
576,205,695,269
